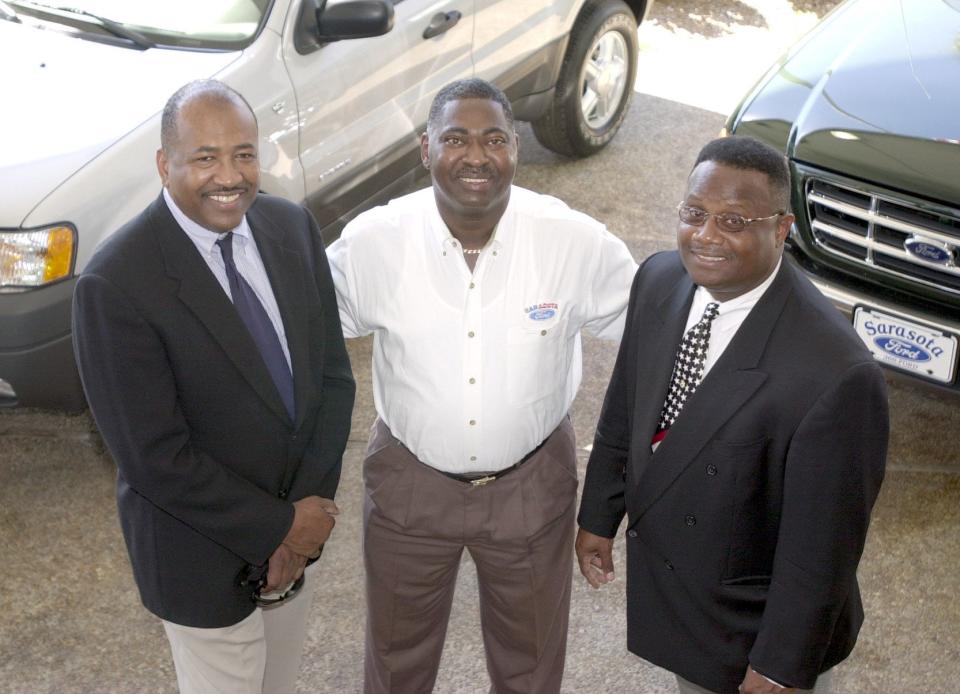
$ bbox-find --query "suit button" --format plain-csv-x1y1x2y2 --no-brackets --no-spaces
664,560,674,570
627,530,638,538
685,514,696,526
706,464,718,476
278,489,289,499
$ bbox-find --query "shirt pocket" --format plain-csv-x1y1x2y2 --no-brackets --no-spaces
506,315,570,406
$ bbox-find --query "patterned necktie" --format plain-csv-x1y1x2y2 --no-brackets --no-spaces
656,301,720,435
217,234,295,421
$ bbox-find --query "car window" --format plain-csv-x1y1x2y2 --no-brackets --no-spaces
9,0,272,49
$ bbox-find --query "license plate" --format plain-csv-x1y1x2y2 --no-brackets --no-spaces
853,307,958,384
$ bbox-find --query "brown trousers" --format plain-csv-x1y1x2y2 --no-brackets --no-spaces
362,418,578,694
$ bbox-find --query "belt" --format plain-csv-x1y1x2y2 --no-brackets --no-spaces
435,435,550,487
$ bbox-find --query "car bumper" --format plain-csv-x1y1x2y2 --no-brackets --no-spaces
790,255,960,398
0,278,86,410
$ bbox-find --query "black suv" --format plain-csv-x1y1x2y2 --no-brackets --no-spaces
724,0,960,395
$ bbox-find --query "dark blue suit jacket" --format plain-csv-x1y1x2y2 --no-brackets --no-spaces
73,193,355,627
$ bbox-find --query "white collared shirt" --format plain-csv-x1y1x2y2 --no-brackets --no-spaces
684,257,783,379
328,186,637,473
162,189,291,369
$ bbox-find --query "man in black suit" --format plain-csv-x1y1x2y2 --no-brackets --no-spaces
72,80,355,693
576,136,888,694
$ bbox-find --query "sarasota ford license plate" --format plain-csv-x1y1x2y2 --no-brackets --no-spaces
853,307,958,384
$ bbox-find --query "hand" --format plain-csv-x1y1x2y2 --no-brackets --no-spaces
264,542,308,593
282,496,339,556
575,528,615,589
739,666,794,694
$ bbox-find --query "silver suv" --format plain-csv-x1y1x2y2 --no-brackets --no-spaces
0,0,653,410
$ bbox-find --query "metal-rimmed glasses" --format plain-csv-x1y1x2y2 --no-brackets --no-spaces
677,203,783,233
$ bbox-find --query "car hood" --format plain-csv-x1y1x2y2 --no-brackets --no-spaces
0,20,239,225
733,0,960,204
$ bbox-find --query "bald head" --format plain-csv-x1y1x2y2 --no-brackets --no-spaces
160,79,257,153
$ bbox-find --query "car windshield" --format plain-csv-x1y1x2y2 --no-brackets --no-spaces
8,0,271,49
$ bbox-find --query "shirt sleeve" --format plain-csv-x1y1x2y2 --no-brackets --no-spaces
582,227,638,340
326,230,369,339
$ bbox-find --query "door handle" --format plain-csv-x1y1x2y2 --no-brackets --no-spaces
422,10,461,39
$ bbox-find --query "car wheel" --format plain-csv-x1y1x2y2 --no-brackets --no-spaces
532,0,638,158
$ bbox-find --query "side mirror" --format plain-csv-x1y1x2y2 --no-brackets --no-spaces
318,0,394,41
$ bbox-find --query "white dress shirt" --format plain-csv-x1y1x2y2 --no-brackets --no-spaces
163,189,291,369
328,186,637,473
683,257,782,379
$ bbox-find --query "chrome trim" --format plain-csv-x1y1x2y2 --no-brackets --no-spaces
0,377,16,401
805,178,960,294
802,271,960,336
808,190,960,248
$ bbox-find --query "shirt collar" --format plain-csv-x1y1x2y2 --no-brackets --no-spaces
427,187,512,257
163,188,252,256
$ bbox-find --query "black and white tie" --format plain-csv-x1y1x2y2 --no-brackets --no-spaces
656,301,720,434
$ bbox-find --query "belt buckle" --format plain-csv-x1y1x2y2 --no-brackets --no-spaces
470,474,496,487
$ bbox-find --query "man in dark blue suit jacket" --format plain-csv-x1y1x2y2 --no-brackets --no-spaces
72,80,354,693
576,136,888,694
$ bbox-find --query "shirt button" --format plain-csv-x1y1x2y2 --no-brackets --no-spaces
706,464,718,476
685,514,697,526
470,456,477,462
627,529,637,538
469,419,476,426
492,250,498,256
540,329,547,336
468,377,476,384
469,282,475,289
468,331,475,338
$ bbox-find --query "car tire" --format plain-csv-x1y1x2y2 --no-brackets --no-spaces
532,0,638,158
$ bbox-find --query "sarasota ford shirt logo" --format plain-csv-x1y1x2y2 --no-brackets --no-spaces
525,302,558,321
861,319,946,363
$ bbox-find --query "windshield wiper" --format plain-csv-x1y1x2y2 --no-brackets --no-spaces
0,1,22,22
18,2,154,48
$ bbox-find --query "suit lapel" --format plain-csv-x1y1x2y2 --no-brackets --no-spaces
151,195,292,424
248,206,312,431
629,273,696,483
631,261,795,519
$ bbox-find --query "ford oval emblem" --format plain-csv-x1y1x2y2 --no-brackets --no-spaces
529,308,556,321
904,237,953,265
873,336,931,362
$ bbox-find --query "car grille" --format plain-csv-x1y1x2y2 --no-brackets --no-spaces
805,177,960,294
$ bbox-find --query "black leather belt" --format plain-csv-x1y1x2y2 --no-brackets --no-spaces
436,435,550,487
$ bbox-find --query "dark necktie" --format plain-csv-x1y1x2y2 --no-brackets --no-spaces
655,301,720,438
216,233,295,421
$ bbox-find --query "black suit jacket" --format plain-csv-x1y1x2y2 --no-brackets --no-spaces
578,252,888,693
73,193,355,628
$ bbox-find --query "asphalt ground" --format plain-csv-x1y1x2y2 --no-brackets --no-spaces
2,1,959,691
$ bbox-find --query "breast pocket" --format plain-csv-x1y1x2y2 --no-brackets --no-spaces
506,316,570,406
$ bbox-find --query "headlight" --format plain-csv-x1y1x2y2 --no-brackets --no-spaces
0,224,76,289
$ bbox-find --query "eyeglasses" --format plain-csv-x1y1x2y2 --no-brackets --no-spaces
677,203,783,233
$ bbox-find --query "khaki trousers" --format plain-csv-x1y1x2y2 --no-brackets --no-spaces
162,560,318,694
362,418,578,694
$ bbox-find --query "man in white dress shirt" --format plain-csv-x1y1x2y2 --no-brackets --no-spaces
328,79,637,693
